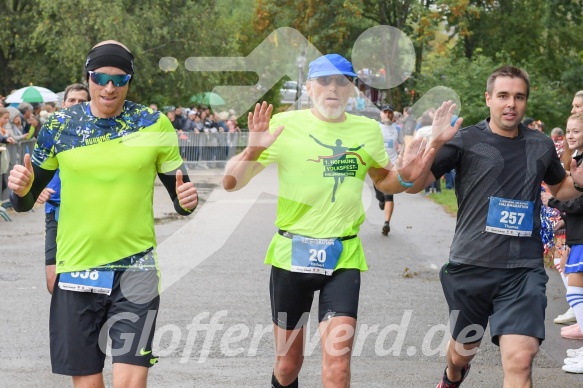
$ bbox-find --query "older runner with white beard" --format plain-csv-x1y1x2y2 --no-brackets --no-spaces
223,53,454,387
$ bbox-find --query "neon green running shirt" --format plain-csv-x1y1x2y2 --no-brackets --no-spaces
32,102,183,273
258,109,389,271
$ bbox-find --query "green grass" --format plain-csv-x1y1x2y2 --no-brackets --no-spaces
426,189,458,215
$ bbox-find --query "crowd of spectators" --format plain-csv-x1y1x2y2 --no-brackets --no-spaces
159,104,242,163
0,96,52,201
0,94,247,201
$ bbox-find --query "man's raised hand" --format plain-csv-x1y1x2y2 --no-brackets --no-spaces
396,136,434,183
247,101,284,152
8,153,34,197
431,101,463,145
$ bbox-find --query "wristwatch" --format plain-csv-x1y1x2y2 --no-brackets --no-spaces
574,181,583,192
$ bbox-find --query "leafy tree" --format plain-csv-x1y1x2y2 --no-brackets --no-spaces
30,0,240,107
440,0,582,92
254,0,371,54
361,0,441,72
1,0,580,128
540,0,583,95
0,0,242,108
0,0,42,95
416,51,573,131
416,52,493,127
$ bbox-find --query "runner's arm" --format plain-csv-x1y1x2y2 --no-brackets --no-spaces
547,196,583,214
406,131,462,194
10,165,56,212
550,155,583,201
403,139,449,194
548,176,583,202
158,164,195,216
223,147,266,191
406,101,462,193
371,136,436,194
223,102,283,191
368,165,413,195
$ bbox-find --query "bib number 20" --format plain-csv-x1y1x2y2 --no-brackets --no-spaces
309,249,326,263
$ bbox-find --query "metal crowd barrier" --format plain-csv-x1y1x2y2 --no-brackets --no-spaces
5,139,36,170
177,132,249,167
0,132,247,214
0,133,249,221
0,134,247,170
0,139,36,219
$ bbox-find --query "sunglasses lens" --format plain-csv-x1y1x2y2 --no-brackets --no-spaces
90,72,131,87
315,76,351,86
336,77,351,86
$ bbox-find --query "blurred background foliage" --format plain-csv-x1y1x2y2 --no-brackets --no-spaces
1,0,581,130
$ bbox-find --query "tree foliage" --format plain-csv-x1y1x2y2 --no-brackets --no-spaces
0,0,42,95
1,0,241,107
254,0,374,54
0,0,581,130
359,0,582,129
429,0,582,128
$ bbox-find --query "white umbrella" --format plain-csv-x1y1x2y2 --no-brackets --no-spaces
5,86,59,104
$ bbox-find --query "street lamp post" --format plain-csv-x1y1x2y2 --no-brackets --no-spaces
296,51,306,110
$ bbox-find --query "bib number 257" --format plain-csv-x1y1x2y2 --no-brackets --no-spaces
485,196,533,237
499,211,524,225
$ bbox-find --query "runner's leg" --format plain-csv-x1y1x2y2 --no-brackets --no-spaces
320,316,356,387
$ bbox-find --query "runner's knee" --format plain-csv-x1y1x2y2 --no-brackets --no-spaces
501,345,537,373
448,340,479,366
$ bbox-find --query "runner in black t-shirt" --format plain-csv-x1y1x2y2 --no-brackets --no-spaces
407,66,583,387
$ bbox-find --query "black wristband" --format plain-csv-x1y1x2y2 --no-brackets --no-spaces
574,182,583,192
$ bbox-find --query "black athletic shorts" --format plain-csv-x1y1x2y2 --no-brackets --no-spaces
269,266,360,330
50,270,160,376
440,262,548,346
374,185,393,202
45,212,57,266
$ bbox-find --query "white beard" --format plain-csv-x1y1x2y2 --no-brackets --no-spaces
312,100,346,120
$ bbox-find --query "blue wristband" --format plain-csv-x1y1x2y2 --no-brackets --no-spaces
397,172,414,188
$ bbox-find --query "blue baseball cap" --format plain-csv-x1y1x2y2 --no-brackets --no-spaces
307,54,357,79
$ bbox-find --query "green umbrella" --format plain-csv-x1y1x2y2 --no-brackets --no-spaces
5,86,59,103
190,92,226,106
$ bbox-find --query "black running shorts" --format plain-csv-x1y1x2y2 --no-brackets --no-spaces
374,185,394,202
50,270,160,375
440,262,548,346
269,266,360,330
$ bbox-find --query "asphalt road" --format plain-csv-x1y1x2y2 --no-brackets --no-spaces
1,165,582,387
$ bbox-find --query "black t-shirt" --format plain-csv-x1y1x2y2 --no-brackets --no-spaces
432,119,566,269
